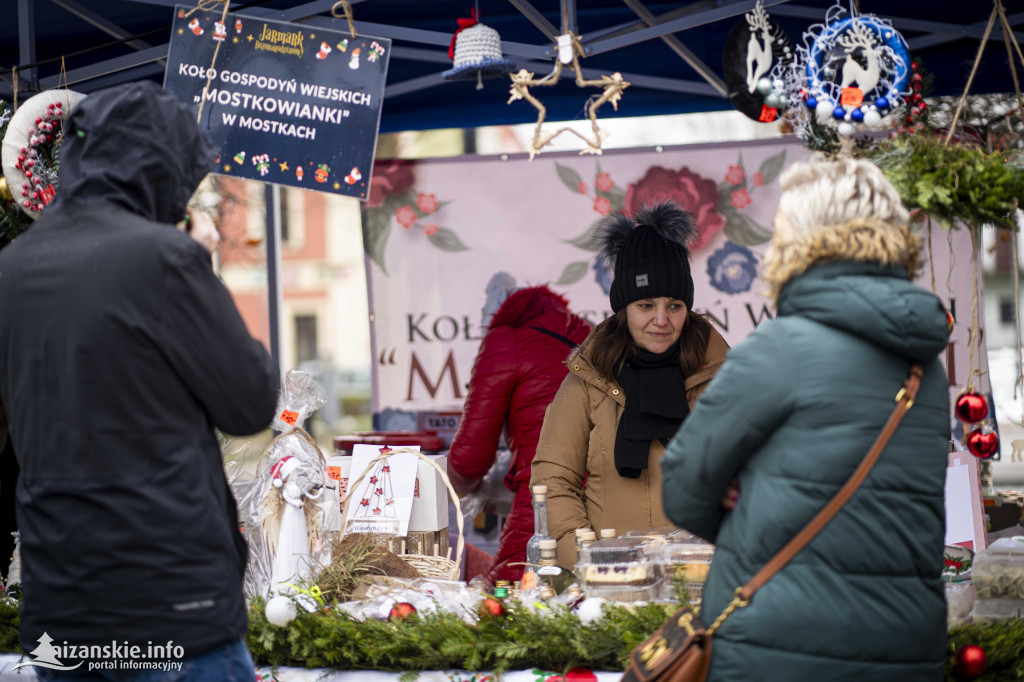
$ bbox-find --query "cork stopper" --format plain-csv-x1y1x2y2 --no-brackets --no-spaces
600,528,617,539
532,484,548,502
539,539,557,550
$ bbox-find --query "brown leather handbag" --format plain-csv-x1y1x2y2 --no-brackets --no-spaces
621,363,924,682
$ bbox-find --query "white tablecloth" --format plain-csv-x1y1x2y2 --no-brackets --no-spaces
0,654,621,681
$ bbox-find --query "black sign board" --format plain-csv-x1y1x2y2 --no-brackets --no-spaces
163,6,390,200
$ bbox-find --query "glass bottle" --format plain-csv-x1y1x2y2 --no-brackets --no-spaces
525,485,553,567
537,538,574,594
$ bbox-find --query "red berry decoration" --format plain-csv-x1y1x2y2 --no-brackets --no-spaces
956,391,988,423
479,596,506,618
955,644,986,679
967,429,999,460
388,602,417,621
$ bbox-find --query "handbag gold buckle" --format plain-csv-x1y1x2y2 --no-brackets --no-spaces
895,387,914,408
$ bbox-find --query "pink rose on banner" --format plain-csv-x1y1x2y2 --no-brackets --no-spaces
395,205,418,229
752,171,764,187
595,172,615,193
593,197,612,215
577,181,587,195
416,192,440,214
625,166,725,251
731,188,752,209
725,165,745,185
423,222,440,236
367,160,415,208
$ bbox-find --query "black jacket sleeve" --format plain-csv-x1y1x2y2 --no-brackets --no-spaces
158,236,279,435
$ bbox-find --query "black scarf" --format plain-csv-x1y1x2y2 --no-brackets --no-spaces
613,341,689,479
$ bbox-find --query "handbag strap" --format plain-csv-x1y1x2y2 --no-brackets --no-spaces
706,362,924,635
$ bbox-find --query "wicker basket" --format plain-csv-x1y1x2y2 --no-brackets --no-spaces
341,446,464,581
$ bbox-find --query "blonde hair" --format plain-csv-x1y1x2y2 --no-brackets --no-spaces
762,159,921,306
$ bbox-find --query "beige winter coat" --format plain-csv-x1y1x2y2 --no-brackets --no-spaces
530,324,729,568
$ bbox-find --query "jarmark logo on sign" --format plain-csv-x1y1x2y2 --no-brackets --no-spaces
13,632,185,673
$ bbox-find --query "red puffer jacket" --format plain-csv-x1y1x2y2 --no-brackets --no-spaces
447,286,591,584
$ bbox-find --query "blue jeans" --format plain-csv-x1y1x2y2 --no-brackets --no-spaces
34,638,254,682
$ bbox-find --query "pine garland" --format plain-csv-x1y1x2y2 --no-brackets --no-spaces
245,597,672,675
868,133,1024,231
0,594,1019,676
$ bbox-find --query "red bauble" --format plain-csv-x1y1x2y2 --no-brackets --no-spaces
388,602,417,621
479,596,506,618
955,644,986,679
956,392,988,423
967,429,999,459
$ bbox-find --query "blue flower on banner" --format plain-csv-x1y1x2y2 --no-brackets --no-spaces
592,256,612,295
707,242,758,294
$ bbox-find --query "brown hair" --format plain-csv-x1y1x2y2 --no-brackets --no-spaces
589,309,712,380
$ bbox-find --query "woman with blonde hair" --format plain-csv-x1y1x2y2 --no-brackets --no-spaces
661,159,950,681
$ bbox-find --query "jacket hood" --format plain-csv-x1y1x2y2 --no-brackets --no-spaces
777,261,950,362
489,285,590,339
57,81,216,224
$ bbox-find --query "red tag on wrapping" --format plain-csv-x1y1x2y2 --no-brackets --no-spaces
327,466,341,481
758,105,778,122
279,409,299,426
39,185,56,206
521,571,537,589
841,87,864,107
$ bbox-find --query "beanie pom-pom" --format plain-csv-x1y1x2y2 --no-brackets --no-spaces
597,211,637,267
632,201,698,254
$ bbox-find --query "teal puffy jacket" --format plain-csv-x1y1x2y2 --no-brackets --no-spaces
662,261,950,682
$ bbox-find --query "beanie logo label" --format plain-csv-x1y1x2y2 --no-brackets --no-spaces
635,274,649,287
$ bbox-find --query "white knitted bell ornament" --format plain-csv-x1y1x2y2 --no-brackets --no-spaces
443,10,516,88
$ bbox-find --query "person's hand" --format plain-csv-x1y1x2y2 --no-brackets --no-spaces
720,478,740,510
179,208,220,254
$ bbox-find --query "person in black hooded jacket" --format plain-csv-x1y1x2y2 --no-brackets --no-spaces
0,81,278,679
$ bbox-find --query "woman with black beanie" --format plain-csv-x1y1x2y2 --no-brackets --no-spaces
530,200,729,568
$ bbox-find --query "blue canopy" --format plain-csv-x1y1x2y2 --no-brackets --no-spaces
2,0,1021,133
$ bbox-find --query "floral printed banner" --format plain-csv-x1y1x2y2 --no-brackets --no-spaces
363,138,986,437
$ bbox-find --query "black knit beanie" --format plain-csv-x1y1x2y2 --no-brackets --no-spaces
600,201,698,313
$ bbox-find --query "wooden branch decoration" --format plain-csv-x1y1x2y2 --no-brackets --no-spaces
507,35,630,160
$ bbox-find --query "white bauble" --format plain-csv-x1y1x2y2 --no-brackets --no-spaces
265,595,297,627
756,78,773,95
837,122,855,137
575,597,607,625
815,100,834,124
863,110,882,127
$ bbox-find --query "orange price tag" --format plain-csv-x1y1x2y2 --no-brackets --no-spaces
327,466,341,481
758,105,778,123
280,409,299,426
521,571,537,589
840,87,863,107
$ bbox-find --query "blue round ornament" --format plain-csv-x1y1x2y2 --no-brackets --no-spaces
832,105,846,120
805,96,818,109
875,96,889,110
850,108,864,122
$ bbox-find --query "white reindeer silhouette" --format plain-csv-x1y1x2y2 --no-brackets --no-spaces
837,20,880,95
1011,438,1024,463
745,7,773,94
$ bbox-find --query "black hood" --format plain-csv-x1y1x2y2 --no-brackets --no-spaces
58,81,216,224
